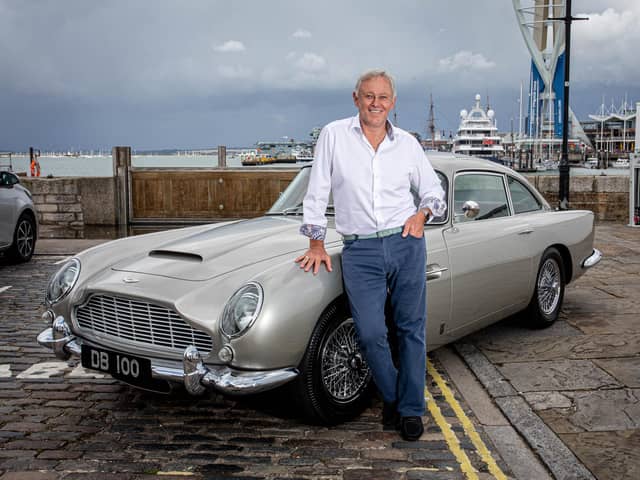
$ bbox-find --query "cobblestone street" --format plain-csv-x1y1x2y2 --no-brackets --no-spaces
1,255,516,479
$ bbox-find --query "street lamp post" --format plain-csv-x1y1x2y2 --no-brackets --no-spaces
550,0,587,210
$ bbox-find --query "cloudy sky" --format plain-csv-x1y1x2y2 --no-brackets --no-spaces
1,0,638,151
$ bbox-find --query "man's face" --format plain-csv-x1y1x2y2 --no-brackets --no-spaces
353,76,396,130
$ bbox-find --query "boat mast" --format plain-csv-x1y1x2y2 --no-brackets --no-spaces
428,93,436,149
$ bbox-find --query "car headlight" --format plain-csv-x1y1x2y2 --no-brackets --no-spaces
220,282,263,338
46,258,81,304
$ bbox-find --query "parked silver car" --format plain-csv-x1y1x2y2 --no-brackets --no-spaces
0,170,37,262
38,154,601,423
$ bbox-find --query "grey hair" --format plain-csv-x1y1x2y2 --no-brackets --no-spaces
354,69,397,98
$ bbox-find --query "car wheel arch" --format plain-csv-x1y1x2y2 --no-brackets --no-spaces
549,243,573,284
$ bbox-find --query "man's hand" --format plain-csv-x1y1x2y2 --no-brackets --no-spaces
295,239,333,275
402,209,430,238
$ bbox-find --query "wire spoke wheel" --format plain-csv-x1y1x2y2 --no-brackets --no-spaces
320,318,370,403
538,257,561,315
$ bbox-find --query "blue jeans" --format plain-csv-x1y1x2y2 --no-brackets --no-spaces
341,232,427,417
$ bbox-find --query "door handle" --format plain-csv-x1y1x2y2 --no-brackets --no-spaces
426,264,448,280
518,229,533,235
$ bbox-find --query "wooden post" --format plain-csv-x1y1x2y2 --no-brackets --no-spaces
112,146,131,228
217,145,227,167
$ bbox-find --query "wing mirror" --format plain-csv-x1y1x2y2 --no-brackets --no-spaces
462,200,480,219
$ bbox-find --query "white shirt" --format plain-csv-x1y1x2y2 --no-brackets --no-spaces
301,115,446,239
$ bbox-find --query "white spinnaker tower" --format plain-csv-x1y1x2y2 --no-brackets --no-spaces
512,0,589,146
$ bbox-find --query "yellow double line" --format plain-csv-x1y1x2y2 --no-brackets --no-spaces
425,359,507,480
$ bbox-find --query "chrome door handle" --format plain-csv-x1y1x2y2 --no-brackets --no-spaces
518,229,533,235
426,264,448,280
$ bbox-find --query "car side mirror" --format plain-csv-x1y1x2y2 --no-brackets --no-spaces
462,200,480,219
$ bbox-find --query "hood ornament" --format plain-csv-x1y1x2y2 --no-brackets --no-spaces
122,276,140,284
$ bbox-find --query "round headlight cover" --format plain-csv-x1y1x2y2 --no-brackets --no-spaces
220,282,263,338
46,258,81,304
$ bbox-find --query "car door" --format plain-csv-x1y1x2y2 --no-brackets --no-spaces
443,171,534,337
424,224,451,351
0,172,18,247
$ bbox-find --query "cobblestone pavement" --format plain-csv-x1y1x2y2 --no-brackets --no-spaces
0,255,516,480
459,223,640,480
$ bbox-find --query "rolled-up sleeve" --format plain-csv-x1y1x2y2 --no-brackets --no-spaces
414,149,447,220
300,126,333,240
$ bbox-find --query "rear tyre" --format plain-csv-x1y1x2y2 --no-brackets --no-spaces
8,213,36,263
293,302,373,425
525,247,565,328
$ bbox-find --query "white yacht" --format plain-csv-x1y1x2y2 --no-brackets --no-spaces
452,94,505,159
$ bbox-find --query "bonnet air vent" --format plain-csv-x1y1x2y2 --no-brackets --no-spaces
148,250,204,263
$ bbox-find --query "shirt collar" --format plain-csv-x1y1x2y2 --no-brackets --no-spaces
351,114,396,142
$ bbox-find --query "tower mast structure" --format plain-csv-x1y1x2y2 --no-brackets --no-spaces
428,94,436,149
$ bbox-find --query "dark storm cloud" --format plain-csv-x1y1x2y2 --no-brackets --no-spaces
0,0,637,151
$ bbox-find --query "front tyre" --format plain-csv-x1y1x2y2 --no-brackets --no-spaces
9,213,36,263
525,247,565,328
293,302,373,425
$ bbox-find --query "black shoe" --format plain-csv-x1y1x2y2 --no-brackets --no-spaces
399,416,424,441
382,401,398,429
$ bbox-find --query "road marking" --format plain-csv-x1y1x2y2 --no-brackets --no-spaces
16,361,69,379
68,365,107,379
425,380,479,479
427,359,508,480
0,365,11,378
0,286,12,294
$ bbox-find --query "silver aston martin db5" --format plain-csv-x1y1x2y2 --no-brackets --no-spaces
38,154,601,424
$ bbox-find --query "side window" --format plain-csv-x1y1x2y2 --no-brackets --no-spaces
508,177,542,214
453,173,510,223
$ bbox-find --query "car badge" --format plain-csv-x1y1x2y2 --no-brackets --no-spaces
122,276,140,284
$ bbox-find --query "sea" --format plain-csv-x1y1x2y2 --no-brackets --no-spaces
6,151,247,177
4,152,632,178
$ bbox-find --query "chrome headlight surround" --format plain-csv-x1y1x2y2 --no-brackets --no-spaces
46,258,81,305
220,282,263,338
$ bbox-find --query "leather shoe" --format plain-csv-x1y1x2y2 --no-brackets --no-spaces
399,416,424,441
382,401,398,429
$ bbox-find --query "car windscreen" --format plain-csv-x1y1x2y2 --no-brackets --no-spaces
267,166,447,223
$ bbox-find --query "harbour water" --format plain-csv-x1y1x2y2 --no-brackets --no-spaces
5,152,631,178
7,152,246,177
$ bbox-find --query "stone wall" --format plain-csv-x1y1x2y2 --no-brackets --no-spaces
525,174,630,222
21,177,116,238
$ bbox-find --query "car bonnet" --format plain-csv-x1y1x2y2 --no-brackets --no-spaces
110,216,341,281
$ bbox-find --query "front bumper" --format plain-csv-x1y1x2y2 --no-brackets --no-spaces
37,316,298,395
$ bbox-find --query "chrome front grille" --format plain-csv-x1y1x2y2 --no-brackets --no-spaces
75,295,213,353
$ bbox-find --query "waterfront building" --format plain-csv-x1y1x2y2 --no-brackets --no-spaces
581,99,636,160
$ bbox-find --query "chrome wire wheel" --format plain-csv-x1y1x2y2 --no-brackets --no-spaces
320,318,370,403
16,218,35,259
537,257,561,315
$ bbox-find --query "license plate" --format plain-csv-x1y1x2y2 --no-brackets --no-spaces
81,345,170,393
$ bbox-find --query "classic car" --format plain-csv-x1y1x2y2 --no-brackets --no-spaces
38,154,601,424
0,170,38,262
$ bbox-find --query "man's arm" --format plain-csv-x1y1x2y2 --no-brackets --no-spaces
296,126,333,274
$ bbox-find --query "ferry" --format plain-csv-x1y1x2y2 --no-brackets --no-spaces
452,94,505,161
241,139,315,166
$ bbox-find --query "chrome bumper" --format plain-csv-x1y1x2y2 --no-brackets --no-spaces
582,248,602,269
37,316,298,395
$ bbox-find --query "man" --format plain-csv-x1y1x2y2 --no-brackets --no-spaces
295,69,446,441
